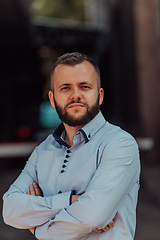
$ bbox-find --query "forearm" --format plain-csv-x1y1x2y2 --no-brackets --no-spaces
35,209,94,240
2,146,72,229
35,201,117,240
3,189,71,229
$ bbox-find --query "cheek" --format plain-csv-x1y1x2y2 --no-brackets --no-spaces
54,94,69,108
85,91,99,102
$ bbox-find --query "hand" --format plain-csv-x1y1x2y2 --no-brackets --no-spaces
95,214,117,233
27,182,43,197
26,182,43,234
71,195,80,204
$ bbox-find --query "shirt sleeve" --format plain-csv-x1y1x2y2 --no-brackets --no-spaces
2,147,72,229
34,136,140,240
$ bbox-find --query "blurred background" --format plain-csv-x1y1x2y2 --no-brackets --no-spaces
0,0,160,239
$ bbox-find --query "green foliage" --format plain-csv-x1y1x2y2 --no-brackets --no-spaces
31,0,85,21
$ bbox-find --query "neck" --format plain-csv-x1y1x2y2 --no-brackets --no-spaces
63,123,83,147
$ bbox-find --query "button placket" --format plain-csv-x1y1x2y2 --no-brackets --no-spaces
60,149,71,174
57,149,72,194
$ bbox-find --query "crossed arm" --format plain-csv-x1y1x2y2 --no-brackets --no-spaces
3,137,139,239
27,182,117,235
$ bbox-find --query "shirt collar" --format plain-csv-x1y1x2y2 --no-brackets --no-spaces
52,111,106,147
53,123,70,148
80,111,106,141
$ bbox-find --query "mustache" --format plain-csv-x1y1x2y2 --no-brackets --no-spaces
65,100,88,109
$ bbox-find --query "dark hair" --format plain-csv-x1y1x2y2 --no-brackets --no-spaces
50,52,101,91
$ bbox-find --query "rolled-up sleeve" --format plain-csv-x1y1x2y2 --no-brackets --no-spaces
35,137,140,240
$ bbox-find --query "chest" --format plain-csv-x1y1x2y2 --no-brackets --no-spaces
36,144,101,196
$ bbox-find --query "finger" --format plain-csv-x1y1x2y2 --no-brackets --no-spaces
107,220,114,229
33,182,43,196
29,185,36,196
113,214,117,222
29,228,35,234
102,225,110,232
95,229,103,233
27,192,31,195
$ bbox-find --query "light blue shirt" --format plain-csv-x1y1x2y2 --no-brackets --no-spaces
3,111,140,240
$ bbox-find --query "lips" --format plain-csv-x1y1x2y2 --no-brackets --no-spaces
68,103,85,108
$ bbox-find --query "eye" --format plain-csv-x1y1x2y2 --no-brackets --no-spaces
81,85,91,90
60,86,70,91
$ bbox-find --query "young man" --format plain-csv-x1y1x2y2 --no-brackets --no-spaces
3,52,140,240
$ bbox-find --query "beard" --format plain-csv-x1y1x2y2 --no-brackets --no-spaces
54,97,100,127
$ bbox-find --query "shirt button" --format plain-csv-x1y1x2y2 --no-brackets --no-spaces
58,191,62,194
67,150,71,153
61,170,65,173
66,155,70,158
64,160,68,163
62,164,66,168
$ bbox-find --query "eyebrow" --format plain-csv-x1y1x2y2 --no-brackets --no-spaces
58,83,71,89
80,82,93,86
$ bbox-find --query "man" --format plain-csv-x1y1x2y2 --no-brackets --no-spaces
3,52,140,240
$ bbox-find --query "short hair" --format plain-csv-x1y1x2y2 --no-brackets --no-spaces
50,52,101,91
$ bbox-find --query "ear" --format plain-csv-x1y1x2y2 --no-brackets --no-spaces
99,88,104,106
48,91,55,108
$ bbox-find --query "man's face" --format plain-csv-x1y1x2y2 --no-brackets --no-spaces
49,61,104,127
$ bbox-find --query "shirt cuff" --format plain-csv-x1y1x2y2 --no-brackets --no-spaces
35,191,73,239
69,190,76,205
35,222,50,240
34,227,36,237
54,191,72,211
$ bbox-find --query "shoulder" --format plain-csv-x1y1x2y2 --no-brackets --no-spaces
99,121,138,151
38,134,55,149
30,133,56,157
27,134,57,166
98,122,140,169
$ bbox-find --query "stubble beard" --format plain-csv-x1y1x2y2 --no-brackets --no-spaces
54,97,100,127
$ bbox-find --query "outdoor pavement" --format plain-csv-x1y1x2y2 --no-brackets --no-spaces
0,155,160,240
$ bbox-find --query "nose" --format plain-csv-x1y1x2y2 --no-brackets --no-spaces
70,87,82,101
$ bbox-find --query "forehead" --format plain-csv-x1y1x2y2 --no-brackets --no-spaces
51,61,97,88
